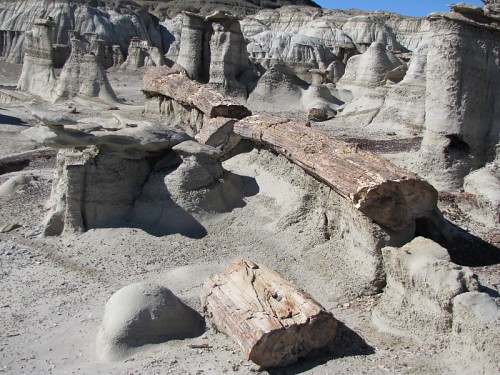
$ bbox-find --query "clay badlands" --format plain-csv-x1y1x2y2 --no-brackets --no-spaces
0,0,499,374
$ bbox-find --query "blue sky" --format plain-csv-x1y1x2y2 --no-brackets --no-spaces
314,0,484,17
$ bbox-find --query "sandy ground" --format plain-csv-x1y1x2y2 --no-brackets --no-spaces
0,62,499,374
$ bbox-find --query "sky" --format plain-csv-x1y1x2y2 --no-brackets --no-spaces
314,0,484,17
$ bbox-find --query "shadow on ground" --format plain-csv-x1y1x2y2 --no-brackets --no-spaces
267,322,375,375
0,111,27,126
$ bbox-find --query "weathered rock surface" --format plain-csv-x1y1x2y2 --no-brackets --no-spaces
16,19,57,102
120,37,165,71
0,0,167,64
417,6,500,191
337,42,404,92
449,291,500,374
22,114,190,235
54,36,117,103
372,237,479,339
96,282,204,361
176,11,251,96
17,20,117,103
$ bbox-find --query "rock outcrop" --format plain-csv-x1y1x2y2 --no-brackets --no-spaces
22,113,190,235
417,4,500,192
373,237,479,338
17,20,117,103
16,19,57,102
176,11,252,96
96,282,204,361
373,237,499,373
0,0,167,64
120,37,165,71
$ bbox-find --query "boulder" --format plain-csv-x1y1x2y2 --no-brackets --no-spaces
372,237,479,339
96,283,204,361
449,292,500,374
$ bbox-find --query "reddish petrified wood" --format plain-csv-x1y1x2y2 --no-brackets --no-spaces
201,260,338,368
234,113,438,231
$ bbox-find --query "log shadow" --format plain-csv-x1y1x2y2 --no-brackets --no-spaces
415,214,500,266
267,322,375,375
124,170,259,239
0,111,27,127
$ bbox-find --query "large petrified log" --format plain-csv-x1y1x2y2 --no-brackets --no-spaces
142,65,251,119
201,260,338,368
234,114,438,231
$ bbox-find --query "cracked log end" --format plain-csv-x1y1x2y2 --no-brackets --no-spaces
201,260,338,368
353,179,439,231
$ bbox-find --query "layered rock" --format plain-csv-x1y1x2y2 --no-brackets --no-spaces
17,20,117,103
0,0,167,64
120,37,165,71
53,35,117,103
16,19,57,102
22,113,190,235
176,11,251,96
417,5,500,191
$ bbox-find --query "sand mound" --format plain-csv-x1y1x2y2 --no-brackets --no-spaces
96,282,204,361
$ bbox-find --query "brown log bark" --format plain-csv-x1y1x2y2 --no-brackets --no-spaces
233,113,438,231
201,260,338,368
142,66,251,119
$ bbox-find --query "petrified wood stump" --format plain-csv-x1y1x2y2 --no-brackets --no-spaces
201,260,338,368
234,114,438,231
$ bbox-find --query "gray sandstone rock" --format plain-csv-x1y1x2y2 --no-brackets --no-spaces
372,237,479,339
96,283,204,361
0,0,167,64
17,20,118,103
417,12,500,191
176,11,251,97
16,19,57,102
449,292,500,374
338,42,404,92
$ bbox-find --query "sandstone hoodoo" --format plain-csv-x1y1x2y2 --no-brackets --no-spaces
17,18,117,103
201,260,338,368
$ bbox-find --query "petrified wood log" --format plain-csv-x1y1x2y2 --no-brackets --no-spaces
142,65,251,119
233,114,438,231
201,260,338,368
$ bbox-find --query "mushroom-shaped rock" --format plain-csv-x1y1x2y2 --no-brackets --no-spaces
96,283,204,361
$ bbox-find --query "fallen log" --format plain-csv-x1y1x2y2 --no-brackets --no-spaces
142,66,251,119
201,260,338,368
233,113,438,231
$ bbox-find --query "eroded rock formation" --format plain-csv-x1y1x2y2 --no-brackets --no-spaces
16,19,57,102
120,37,165,71
96,282,204,361
17,20,117,103
417,5,500,193
0,0,167,64
176,11,252,96
373,237,499,374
